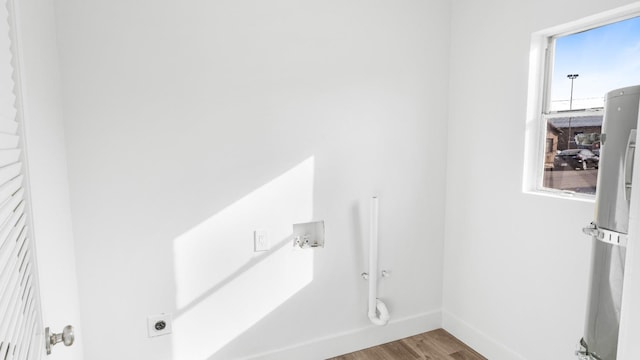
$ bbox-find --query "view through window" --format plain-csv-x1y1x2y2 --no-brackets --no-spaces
542,16,640,195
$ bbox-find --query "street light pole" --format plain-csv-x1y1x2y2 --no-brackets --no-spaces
567,74,579,149
567,74,579,110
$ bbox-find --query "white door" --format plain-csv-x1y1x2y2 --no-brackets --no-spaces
1,0,83,359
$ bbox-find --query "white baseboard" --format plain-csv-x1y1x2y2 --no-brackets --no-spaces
242,310,442,360
442,310,527,360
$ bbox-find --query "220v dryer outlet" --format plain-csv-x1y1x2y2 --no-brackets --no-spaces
147,313,172,337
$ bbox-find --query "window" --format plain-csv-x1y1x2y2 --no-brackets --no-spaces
525,8,640,199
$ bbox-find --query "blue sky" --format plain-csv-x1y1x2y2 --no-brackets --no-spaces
551,16,640,107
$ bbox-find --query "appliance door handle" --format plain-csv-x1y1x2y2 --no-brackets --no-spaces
624,129,637,202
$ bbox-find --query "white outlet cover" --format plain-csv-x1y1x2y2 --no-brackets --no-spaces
254,230,269,252
148,313,172,337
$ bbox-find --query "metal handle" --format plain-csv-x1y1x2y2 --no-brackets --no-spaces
623,129,637,201
45,325,74,355
582,222,598,237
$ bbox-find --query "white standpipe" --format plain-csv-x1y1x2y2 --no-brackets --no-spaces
368,196,390,326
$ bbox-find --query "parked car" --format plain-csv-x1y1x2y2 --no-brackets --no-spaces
553,149,599,170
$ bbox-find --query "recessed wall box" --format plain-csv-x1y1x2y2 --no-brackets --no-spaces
292,221,325,248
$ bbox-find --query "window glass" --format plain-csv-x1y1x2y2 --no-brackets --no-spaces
541,16,640,196
549,16,640,112
543,115,602,195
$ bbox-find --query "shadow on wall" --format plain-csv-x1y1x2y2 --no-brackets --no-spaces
172,156,317,360
210,196,372,360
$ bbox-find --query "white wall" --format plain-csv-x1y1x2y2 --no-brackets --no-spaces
13,0,84,359
53,0,451,359
619,129,640,360
443,0,639,359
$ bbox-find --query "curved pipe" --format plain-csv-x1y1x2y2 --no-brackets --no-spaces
369,299,390,325
368,197,389,325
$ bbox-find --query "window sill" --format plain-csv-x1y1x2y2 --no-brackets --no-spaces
523,188,596,203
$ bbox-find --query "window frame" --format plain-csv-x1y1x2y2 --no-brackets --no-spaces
523,4,640,201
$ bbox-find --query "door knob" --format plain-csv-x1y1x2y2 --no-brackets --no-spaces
45,325,74,355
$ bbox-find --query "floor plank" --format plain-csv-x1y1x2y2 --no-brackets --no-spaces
326,329,486,360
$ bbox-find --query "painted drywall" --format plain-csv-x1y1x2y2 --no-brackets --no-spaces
53,0,451,359
619,128,640,360
443,0,639,359
12,0,84,358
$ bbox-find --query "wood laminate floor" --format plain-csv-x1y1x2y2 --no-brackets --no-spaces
327,329,487,360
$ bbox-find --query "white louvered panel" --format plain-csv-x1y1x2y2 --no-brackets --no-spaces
0,236,17,280
3,268,28,339
0,263,21,333
8,225,33,360
23,318,37,360
0,342,7,360
0,213,26,268
12,306,31,360
0,230,26,317
0,176,22,208
0,149,20,167
0,207,25,272
0,96,16,129
15,301,36,360
0,255,21,303
0,0,15,130
18,271,33,321
0,115,17,133
0,237,22,304
11,300,33,360
0,342,8,360
6,274,32,360
1,0,45,358
0,73,13,107
8,278,28,346
0,115,16,134
0,201,25,242
0,257,19,305
20,264,32,304
0,162,21,187
0,211,26,282
0,224,27,330
0,120,18,136
2,270,29,358
0,133,19,150
15,318,34,360
0,194,23,229
0,44,13,128
0,189,24,231
0,194,25,257
0,88,16,132
0,233,28,342
7,261,31,337
7,295,26,360
0,188,24,228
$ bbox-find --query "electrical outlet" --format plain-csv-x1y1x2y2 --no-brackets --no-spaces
148,313,172,337
254,230,269,252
